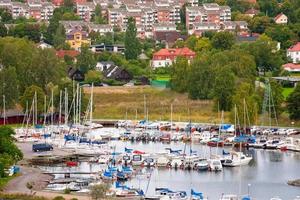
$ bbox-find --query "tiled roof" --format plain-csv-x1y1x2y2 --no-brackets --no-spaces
56,50,80,58
274,13,286,21
283,63,300,70
153,47,196,57
245,8,259,15
288,42,300,52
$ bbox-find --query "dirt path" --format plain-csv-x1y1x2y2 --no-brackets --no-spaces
4,166,91,200
4,166,53,193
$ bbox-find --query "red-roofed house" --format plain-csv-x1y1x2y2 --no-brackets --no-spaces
152,47,196,68
287,42,300,63
283,63,300,72
245,8,259,18
274,13,288,24
56,50,80,59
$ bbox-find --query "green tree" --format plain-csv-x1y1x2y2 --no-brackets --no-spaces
76,45,96,73
85,70,103,84
53,24,66,49
212,67,236,111
0,23,7,37
258,0,279,17
211,31,235,50
0,9,12,23
231,83,259,126
187,56,215,99
20,85,45,113
194,37,212,52
9,23,41,43
124,17,141,60
287,84,300,120
248,16,272,34
170,57,189,93
90,184,110,200
93,5,106,24
270,80,284,115
265,25,297,49
0,67,19,109
237,35,283,74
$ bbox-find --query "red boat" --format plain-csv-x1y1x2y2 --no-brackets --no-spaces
133,150,145,154
160,134,171,142
207,141,224,147
66,161,78,167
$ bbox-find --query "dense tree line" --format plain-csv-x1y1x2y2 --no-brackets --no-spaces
171,32,285,123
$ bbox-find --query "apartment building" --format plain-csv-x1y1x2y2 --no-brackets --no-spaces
186,3,231,30
76,2,95,22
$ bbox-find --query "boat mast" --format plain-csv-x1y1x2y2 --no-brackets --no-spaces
79,86,82,124
65,88,68,126
144,94,146,120
170,103,173,133
90,83,94,123
59,90,62,126
51,89,54,127
3,95,5,125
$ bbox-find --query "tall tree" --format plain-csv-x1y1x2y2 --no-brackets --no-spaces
187,56,215,99
53,24,66,48
124,17,140,60
287,84,300,120
76,45,96,73
20,85,45,113
231,83,259,126
0,23,7,37
212,67,236,111
170,57,189,93
0,67,19,109
211,31,235,50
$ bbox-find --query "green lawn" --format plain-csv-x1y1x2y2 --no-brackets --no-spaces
282,87,294,99
154,75,170,81
0,175,17,190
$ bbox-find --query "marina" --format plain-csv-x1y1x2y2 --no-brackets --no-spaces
13,122,300,200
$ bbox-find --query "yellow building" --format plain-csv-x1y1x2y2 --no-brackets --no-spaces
66,29,91,50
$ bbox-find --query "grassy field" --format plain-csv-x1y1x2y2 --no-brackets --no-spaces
85,86,224,123
84,86,300,127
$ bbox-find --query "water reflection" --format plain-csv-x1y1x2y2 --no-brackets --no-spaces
42,141,300,199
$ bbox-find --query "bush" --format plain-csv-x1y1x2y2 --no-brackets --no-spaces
103,79,125,86
64,188,71,194
52,196,65,200
90,183,110,200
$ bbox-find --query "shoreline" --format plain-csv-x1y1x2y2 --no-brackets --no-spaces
3,142,92,200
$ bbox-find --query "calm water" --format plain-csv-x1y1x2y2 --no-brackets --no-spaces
43,141,300,199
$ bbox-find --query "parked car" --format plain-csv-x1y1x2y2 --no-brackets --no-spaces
32,143,53,152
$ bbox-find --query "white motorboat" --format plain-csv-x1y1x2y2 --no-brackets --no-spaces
195,159,209,171
208,159,223,171
98,155,110,164
270,197,282,200
191,131,202,142
144,157,156,167
223,152,252,167
264,139,285,149
250,137,267,148
131,154,143,166
156,156,169,167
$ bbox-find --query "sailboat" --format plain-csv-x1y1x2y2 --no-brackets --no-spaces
224,104,252,167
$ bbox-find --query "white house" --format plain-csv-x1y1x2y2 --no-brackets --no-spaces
274,13,288,24
287,42,300,63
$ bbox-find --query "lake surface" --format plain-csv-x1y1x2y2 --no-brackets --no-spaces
43,141,300,199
